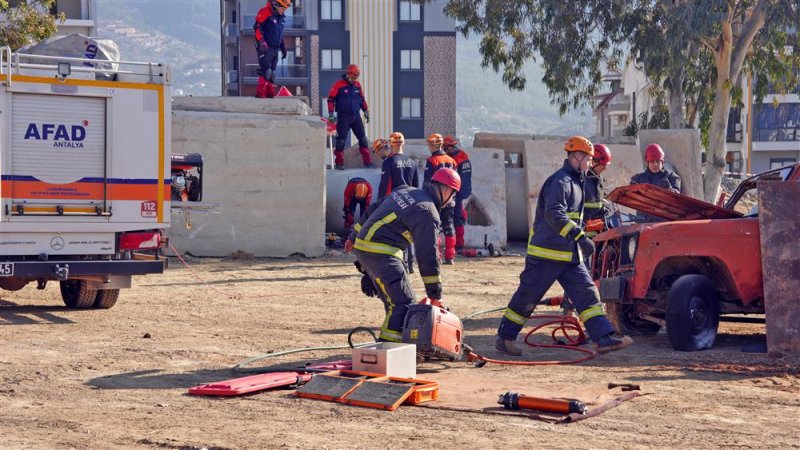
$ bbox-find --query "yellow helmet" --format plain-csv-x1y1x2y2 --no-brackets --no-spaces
564,136,594,156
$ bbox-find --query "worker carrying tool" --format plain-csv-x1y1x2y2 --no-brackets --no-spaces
345,168,462,342
584,143,612,237
630,143,682,222
443,135,472,252
495,136,633,356
342,177,373,235
253,0,290,99
327,64,372,170
424,133,458,265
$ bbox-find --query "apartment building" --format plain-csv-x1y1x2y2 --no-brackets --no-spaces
220,0,456,140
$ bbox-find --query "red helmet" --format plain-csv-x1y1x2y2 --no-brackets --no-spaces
345,64,360,78
645,143,665,162
431,168,461,192
593,144,612,165
443,135,458,147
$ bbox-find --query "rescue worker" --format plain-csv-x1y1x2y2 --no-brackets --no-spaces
630,143,681,222
443,135,472,252
342,177,373,235
327,64,371,170
583,143,612,237
377,132,419,273
372,138,391,161
378,132,419,197
348,168,462,342
495,136,633,356
254,0,290,99
424,133,458,264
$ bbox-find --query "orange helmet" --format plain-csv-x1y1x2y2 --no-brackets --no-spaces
389,132,405,145
564,136,594,156
272,0,291,8
345,64,360,78
427,133,444,146
431,168,461,192
372,139,390,158
593,144,612,165
645,143,665,161
443,135,458,147
354,182,369,199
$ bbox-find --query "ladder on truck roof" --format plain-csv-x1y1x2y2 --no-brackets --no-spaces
0,46,171,86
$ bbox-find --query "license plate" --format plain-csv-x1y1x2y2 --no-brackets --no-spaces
0,263,13,276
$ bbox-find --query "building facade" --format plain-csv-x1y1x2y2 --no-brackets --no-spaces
220,0,456,140
53,0,97,36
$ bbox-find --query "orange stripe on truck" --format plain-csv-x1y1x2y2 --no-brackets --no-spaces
0,180,169,201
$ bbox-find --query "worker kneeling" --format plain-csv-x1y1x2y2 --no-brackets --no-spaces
495,136,633,356
348,168,461,342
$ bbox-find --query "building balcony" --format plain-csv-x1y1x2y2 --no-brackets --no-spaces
242,15,307,32
244,63,308,80
752,127,799,142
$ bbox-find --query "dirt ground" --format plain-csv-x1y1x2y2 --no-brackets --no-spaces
1,253,798,449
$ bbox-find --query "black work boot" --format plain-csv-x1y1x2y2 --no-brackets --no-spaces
594,333,633,354
495,335,522,356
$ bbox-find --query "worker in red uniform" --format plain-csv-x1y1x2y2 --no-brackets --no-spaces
342,177,373,235
443,135,472,252
584,143,612,236
327,64,371,169
424,133,458,264
495,136,633,356
253,0,290,99
347,169,462,342
630,143,681,222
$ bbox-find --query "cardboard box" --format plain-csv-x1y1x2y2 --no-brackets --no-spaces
352,342,416,378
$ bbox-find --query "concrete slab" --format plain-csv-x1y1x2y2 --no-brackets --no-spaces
172,96,311,116
168,110,327,257
472,133,532,152
505,168,528,240
758,181,800,355
637,129,703,199
463,147,507,248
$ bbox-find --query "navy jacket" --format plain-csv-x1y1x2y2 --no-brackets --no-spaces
378,154,419,197
584,170,606,222
423,151,456,187
450,148,472,199
527,160,587,264
630,169,681,193
255,7,286,50
327,76,369,115
352,186,444,298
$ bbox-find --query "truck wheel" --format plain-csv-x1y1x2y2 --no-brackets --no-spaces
94,289,120,309
605,302,661,336
60,280,97,309
665,274,720,351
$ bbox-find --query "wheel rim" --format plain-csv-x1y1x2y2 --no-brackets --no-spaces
688,296,708,334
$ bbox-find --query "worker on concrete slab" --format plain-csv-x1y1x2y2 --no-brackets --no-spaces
630,143,681,222
343,177,373,235
424,133,458,264
327,64,371,170
495,136,633,356
443,135,472,252
348,168,462,342
254,0,290,99
584,143,612,237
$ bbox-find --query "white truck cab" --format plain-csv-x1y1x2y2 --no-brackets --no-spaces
0,47,171,308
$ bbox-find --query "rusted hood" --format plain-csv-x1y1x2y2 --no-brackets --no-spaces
607,184,743,221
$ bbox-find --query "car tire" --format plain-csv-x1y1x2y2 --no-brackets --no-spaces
665,274,720,351
94,289,120,309
60,280,97,309
605,302,661,336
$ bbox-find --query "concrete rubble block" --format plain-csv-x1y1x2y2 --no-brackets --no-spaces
172,96,311,116
169,110,327,257
637,129,704,200
758,181,800,355
505,167,528,240
472,133,533,154
462,148,507,249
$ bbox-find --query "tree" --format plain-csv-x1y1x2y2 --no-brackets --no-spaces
434,0,800,201
0,0,61,51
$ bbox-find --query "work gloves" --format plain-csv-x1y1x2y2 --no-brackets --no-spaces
327,113,336,124
354,261,378,297
258,40,268,52
577,235,595,257
364,111,370,124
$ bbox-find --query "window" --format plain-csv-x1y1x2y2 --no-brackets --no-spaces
753,103,800,142
399,1,421,21
400,50,421,70
321,0,342,21
321,49,342,70
769,158,797,170
401,97,422,119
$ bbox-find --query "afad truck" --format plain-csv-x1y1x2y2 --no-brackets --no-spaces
0,48,170,309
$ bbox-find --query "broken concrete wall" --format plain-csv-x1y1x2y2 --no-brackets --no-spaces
637,129,704,200
169,97,327,257
172,96,311,115
505,168,528,240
